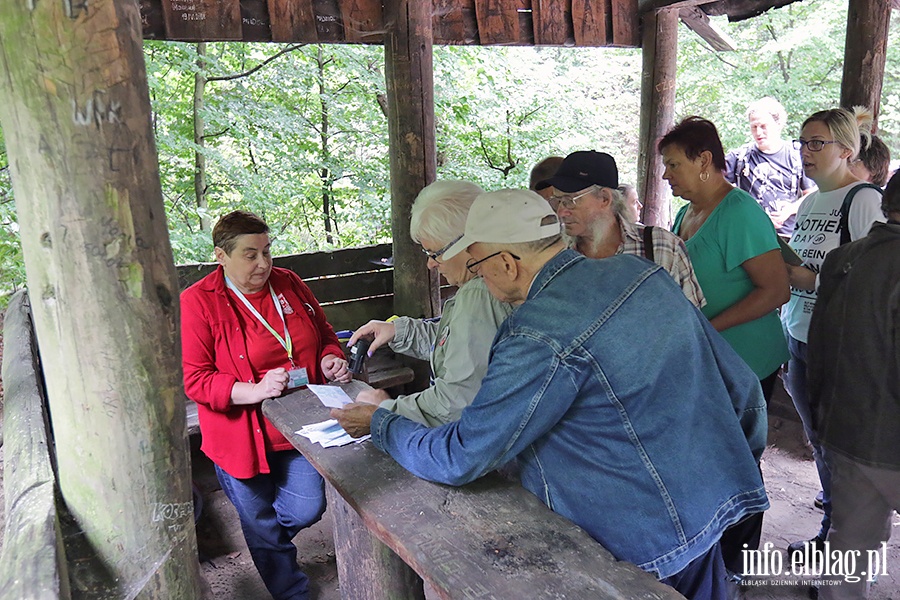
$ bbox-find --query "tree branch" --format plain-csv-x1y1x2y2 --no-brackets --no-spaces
201,128,230,140
207,44,306,83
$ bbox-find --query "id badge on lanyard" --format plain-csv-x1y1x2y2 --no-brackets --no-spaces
225,276,309,388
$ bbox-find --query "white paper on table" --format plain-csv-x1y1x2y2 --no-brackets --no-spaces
322,433,370,447
306,384,354,408
296,418,370,447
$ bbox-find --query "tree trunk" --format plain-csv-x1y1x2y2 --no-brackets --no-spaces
0,2,200,598
840,0,890,128
194,42,210,231
637,8,678,228
317,46,334,244
384,0,439,319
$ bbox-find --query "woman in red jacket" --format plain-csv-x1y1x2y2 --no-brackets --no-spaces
181,210,350,600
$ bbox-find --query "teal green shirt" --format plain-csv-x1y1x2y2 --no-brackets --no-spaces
673,188,789,379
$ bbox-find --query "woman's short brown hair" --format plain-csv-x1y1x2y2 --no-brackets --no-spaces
212,211,269,255
857,135,891,187
657,116,727,172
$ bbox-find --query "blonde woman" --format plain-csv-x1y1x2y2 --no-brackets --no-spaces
783,107,886,563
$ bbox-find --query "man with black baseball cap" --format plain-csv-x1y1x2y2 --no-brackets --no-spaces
537,150,705,308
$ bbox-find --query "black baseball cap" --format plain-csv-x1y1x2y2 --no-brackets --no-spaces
535,150,619,193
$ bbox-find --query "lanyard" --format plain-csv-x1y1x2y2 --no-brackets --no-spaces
225,276,295,368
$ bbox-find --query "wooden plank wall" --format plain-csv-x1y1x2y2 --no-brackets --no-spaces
176,243,396,332
141,0,641,47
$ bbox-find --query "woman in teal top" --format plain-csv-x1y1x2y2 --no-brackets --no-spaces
658,116,790,395
658,115,791,579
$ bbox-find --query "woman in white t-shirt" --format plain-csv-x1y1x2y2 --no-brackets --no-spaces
783,106,886,562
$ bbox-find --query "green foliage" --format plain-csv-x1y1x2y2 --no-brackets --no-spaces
433,45,643,190
0,1,898,305
145,42,392,263
0,128,25,308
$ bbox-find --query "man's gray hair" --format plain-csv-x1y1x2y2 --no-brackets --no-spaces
410,180,485,246
606,187,635,225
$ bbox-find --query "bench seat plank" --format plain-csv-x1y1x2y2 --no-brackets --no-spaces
263,383,681,599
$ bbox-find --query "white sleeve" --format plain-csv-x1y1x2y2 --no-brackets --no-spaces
849,188,887,241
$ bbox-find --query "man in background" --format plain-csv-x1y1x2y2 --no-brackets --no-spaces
726,97,814,238
528,155,563,199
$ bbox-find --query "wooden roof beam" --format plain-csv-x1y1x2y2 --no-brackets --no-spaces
679,5,736,51
639,0,712,14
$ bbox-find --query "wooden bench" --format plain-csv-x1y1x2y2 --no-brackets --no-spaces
263,381,683,599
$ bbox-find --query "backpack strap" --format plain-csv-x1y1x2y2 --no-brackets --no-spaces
839,183,882,245
642,225,655,263
733,144,750,190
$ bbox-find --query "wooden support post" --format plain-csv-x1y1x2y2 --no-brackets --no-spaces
384,0,440,319
840,0,890,127
326,485,425,599
637,8,678,228
0,1,200,597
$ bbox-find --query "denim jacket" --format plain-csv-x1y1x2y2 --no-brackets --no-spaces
372,250,768,579
383,277,514,426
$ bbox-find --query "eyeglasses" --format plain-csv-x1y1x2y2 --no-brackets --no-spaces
793,139,838,152
421,234,463,262
465,250,521,274
547,187,595,211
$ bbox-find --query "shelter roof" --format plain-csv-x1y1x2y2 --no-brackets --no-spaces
140,0,814,48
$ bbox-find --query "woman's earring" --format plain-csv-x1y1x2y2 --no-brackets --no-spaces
699,171,710,182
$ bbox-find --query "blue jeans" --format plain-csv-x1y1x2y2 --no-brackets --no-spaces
661,542,729,600
784,335,831,539
215,451,326,600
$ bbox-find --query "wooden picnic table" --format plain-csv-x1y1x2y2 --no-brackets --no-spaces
263,381,682,599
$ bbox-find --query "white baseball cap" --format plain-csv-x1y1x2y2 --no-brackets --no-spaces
443,189,561,260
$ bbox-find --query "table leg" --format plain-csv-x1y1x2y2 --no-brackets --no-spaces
326,484,425,600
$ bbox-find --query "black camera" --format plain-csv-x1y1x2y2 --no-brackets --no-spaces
348,338,371,375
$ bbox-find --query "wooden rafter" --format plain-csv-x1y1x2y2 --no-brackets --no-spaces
679,5,736,51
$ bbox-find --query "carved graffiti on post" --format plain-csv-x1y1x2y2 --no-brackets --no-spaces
532,0,570,46
266,0,316,42
242,1,273,41
72,90,123,127
315,0,344,42
572,0,609,46
161,0,242,41
338,0,384,43
474,0,519,45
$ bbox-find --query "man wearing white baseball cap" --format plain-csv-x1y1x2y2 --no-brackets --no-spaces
334,188,768,599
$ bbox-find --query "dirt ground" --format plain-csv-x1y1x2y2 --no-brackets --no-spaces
1,302,898,600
